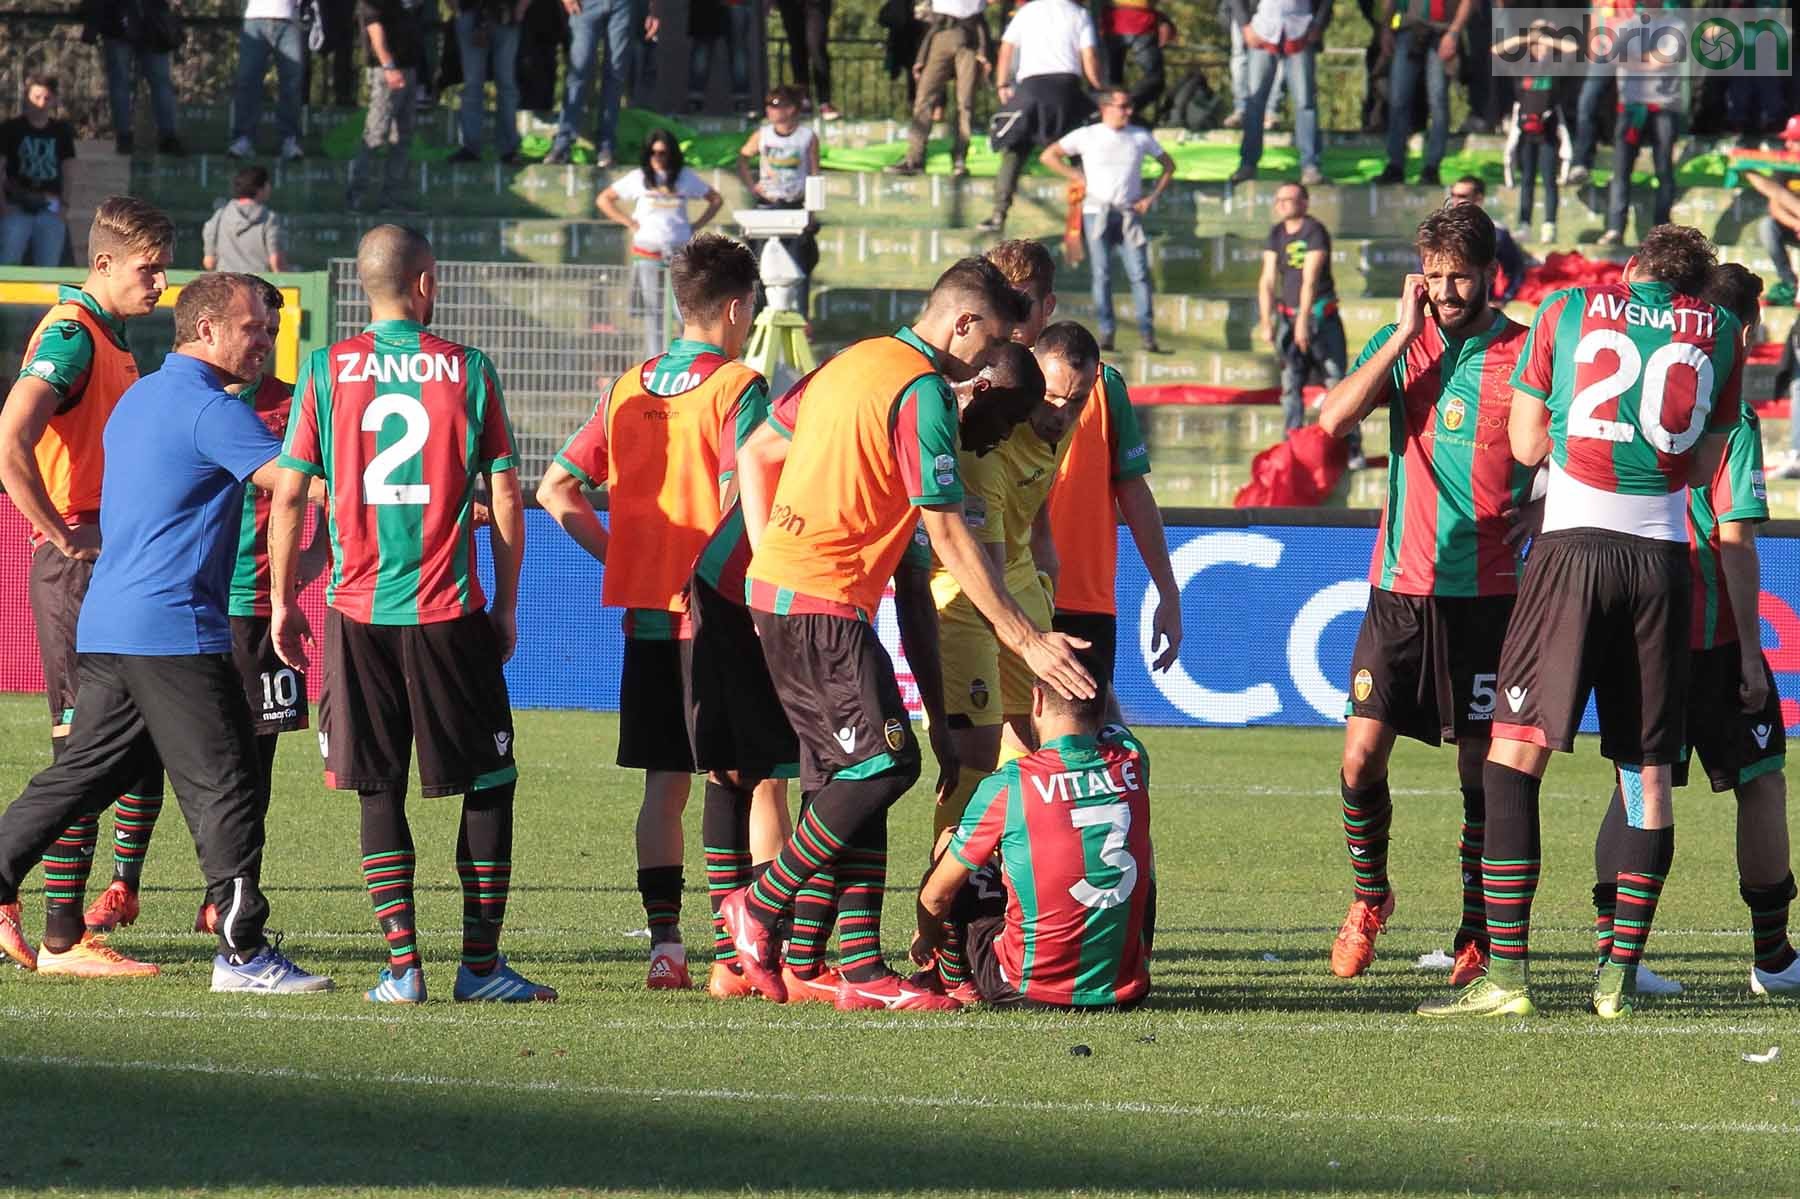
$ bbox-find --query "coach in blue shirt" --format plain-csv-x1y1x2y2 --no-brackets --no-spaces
0,272,331,995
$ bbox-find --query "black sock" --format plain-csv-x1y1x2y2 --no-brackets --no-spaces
1481,763,1542,983
1610,824,1674,970
458,783,514,975
1742,873,1800,974
359,788,418,974
1454,785,1486,950
701,779,753,967
1593,788,1630,964
638,865,684,945
255,734,280,809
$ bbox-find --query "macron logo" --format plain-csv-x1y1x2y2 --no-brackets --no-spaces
835,726,857,753
1505,686,1528,713
494,731,512,756
1753,724,1772,749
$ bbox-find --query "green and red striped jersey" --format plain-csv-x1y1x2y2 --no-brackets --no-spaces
1688,400,1768,650
279,320,518,625
949,725,1153,1007
1512,283,1741,530
229,373,295,617
1357,314,1535,597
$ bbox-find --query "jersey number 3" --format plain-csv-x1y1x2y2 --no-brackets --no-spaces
1568,329,1714,454
1069,803,1139,911
363,393,432,506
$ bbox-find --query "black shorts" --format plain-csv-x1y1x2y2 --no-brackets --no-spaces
1493,529,1690,764
29,542,93,727
618,635,698,773
230,616,309,735
989,73,1096,153
1675,643,1786,792
684,576,799,780
751,609,919,792
1053,610,1118,696
319,608,517,798
1346,590,1515,746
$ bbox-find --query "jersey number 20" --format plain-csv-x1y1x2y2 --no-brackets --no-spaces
1568,329,1714,454
1069,803,1139,911
363,393,432,505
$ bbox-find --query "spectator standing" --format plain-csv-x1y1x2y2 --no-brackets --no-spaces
230,0,306,162
1597,21,1683,246
82,0,184,156
451,0,529,163
0,77,77,267
980,0,1103,234
1460,0,1496,133
203,166,292,273
777,0,838,120
1567,1,1622,186
547,0,660,166
1224,3,1287,133
1258,182,1361,466
1444,175,1525,307
687,0,756,116
346,0,426,213
1041,87,1173,353
1102,0,1166,120
1374,0,1471,186
1497,23,1575,245
597,130,724,350
1227,0,1330,188
738,87,821,314
1770,305,1800,478
1743,138,1800,306
893,0,992,176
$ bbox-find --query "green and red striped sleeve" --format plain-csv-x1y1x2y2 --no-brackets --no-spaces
1101,366,1150,481
469,350,518,474
894,374,963,506
278,349,328,477
950,766,1014,871
1714,405,1769,525
18,320,93,402
719,377,770,485
554,393,609,488
1511,289,1577,401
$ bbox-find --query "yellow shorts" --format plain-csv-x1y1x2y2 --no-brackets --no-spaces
998,568,1053,716
938,600,1003,727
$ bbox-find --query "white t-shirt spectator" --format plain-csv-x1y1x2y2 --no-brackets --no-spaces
1002,0,1096,81
611,166,711,255
932,0,986,17
1059,123,1164,213
244,0,300,19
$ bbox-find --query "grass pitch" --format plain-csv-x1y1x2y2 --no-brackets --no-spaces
0,694,1796,1197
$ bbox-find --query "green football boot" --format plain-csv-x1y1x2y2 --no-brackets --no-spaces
1416,975,1538,1019
1591,962,1634,1020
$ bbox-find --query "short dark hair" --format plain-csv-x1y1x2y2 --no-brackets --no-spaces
174,272,258,345
1035,321,1100,374
1701,262,1762,329
1035,677,1107,727
1454,174,1485,196
1415,202,1497,271
89,195,176,262
984,239,1057,305
976,340,1047,426
1634,224,1719,294
1276,181,1308,201
765,84,802,108
246,274,283,314
927,257,1027,324
669,233,758,323
25,75,58,95
232,165,271,200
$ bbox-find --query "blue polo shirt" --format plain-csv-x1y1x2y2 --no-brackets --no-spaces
77,352,282,656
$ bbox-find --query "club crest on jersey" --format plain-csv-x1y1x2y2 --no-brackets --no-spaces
1441,396,1466,432
26,359,54,380
1352,669,1373,703
883,718,907,751
969,677,990,709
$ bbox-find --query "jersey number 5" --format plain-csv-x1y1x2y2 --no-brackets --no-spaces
1069,803,1139,911
1568,329,1715,454
363,393,432,506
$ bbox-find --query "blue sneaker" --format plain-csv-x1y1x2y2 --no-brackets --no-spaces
211,937,334,995
366,966,425,1004
454,956,557,1003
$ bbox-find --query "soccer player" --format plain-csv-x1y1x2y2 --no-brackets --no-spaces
0,196,173,954
0,272,331,994
913,679,1153,1010
1589,264,1798,998
1315,202,1533,983
1419,225,1741,1020
718,257,1094,1011
537,232,781,992
269,225,554,1004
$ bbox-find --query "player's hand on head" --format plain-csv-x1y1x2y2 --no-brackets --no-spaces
1395,273,1429,343
272,603,313,673
1026,630,1095,700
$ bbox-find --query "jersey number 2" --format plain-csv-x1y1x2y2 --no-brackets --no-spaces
1069,803,1139,911
1568,329,1714,454
363,393,432,506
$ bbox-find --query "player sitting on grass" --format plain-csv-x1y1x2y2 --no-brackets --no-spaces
913,673,1154,1010
538,233,783,992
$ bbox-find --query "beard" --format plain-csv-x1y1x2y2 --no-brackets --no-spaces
1431,283,1490,334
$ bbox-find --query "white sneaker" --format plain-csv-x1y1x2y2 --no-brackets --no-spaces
1539,222,1556,245
279,136,304,162
211,938,334,994
1633,962,1683,996
227,135,255,159
1750,955,1800,997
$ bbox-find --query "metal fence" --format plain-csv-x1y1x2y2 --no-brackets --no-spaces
328,258,671,489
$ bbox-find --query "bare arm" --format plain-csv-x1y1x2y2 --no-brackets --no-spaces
1257,251,1278,344
920,505,1094,699
267,466,312,670
203,254,219,270
1295,249,1325,348
1040,143,1082,185
995,41,1016,91
1321,273,1426,437
692,187,724,234
1116,475,1182,672
1030,503,1058,595
1508,389,1552,467
364,22,408,87
1719,519,1772,711
1080,45,1103,90
596,186,636,231
914,847,973,957
0,377,94,558
737,129,762,196
268,248,290,272
738,423,790,551
1685,431,1727,491
485,468,525,661
536,460,610,564
894,557,959,801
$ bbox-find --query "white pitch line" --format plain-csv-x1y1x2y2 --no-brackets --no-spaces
6,1052,1800,1140
0,1004,1784,1040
